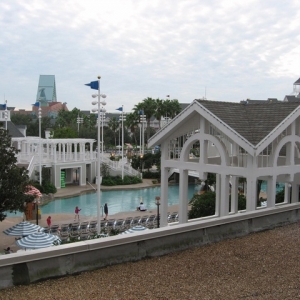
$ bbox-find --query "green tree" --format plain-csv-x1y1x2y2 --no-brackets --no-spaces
0,130,34,221
134,97,157,142
125,111,140,145
108,117,119,147
52,127,77,138
55,108,80,129
154,98,164,129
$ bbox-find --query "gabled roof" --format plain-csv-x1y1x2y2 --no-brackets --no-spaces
6,121,25,137
294,78,300,85
197,100,300,145
284,95,300,102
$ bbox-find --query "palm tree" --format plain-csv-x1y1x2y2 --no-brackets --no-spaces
125,111,140,145
154,98,164,129
168,99,181,118
108,117,119,148
134,97,157,141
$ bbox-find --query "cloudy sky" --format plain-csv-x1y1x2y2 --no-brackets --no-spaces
1,0,300,113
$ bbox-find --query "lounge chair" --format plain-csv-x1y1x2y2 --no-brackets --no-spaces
60,224,70,234
114,219,125,232
131,216,141,227
123,217,133,230
50,224,59,235
89,221,98,234
79,221,89,234
139,215,149,226
60,232,69,243
168,212,178,223
146,215,156,229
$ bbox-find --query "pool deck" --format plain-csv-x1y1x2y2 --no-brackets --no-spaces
1,179,175,253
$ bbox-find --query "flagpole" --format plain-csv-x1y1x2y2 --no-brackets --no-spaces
97,76,101,234
87,77,107,234
38,100,42,186
5,100,8,130
121,105,124,180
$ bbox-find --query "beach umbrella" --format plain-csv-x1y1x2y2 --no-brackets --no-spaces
122,225,149,234
16,232,61,249
3,221,43,237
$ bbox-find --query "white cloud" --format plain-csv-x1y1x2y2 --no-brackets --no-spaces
0,0,300,111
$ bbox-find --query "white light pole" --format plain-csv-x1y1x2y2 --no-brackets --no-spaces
100,108,106,155
119,106,126,180
4,100,8,130
38,100,42,186
77,114,83,133
91,76,106,234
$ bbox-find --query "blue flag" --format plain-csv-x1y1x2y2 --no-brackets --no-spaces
139,110,144,115
85,81,99,90
32,102,40,107
116,107,123,112
0,103,6,110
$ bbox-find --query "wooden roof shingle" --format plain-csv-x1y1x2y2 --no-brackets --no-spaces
196,100,300,146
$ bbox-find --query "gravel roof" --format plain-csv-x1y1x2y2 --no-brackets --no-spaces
196,100,300,146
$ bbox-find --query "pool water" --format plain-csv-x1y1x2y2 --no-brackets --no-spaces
7,185,198,217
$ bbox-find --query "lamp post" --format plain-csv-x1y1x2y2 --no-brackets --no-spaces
4,100,8,130
165,95,170,124
100,109,106,155
38,101,42,186
139,110,146,156
77,114,83,133
119,106,126,180
90,76,107,234
155,196,160,228
35,199,40,225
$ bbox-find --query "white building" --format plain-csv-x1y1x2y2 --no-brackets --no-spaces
148,99,300,227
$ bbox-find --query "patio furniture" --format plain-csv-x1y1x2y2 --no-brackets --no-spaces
106,219,116,232
79,221,89,234
131,216,141,227
123,217,133,230
60,232,69,243
89,221,97,234
168,212,178,223
146,215,156,229
50,225,59,235
139,215,149,226
60,224,70,233
114,219,125,232
79,232,89,241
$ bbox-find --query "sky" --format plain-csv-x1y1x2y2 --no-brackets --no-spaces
1,0,300,114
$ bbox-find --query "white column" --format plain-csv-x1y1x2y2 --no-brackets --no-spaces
291,182,298,203
160,166,169,227
215,174,221,216
178,169,189,224
230,176,239,213
246,177,257,211
220,174,230,217
267,176,276,208
284,183,290,203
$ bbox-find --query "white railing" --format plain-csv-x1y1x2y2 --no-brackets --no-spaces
20,151,140,178
27,155,37,177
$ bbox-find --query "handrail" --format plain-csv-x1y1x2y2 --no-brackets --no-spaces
87,181,97,191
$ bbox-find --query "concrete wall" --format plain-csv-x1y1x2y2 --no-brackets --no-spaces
1,203,300,290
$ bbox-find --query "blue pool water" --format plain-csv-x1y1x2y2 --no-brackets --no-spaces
7,185,198,217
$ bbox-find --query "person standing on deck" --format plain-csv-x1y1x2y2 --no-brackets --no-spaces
74,206,81,221
104,203,108,220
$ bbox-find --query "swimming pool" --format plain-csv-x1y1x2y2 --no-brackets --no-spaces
7,185,199,217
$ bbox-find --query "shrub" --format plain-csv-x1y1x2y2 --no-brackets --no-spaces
42,182,57,194
101,176,142,186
